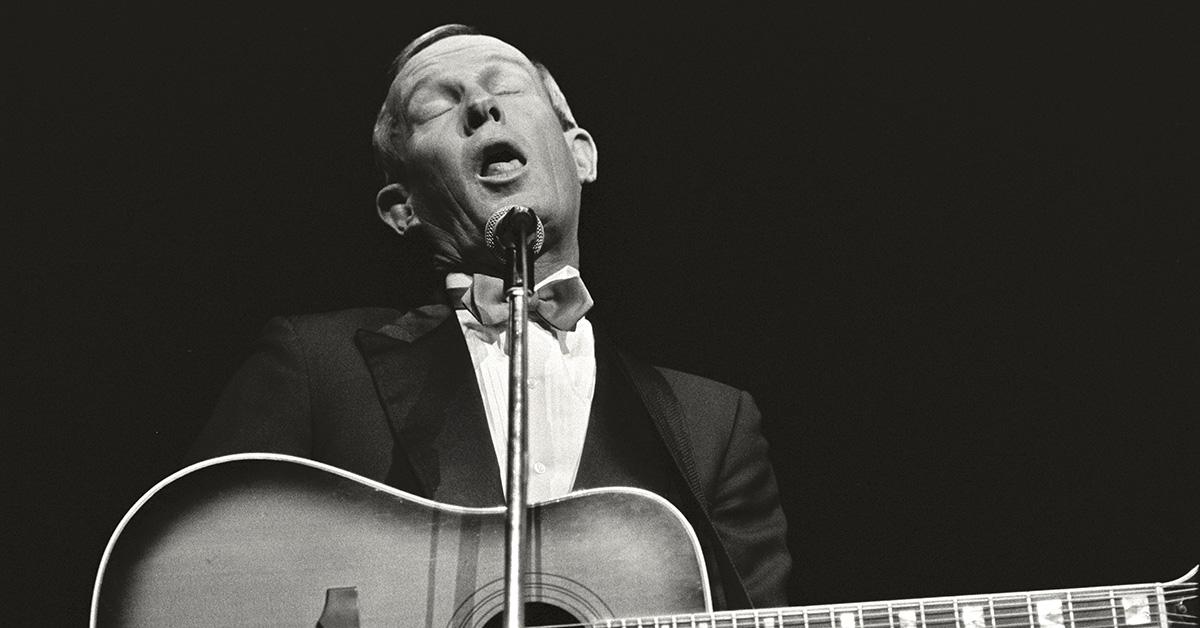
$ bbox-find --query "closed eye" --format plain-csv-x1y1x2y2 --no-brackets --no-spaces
408,94,455,123
486,69,534,96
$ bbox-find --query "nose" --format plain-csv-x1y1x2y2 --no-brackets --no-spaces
463,91,502,135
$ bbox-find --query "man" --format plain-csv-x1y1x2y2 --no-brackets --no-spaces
188,24,791,610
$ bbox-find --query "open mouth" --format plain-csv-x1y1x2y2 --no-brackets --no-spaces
478,142,527,178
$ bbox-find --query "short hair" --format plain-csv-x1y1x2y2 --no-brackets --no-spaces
371,24,580,184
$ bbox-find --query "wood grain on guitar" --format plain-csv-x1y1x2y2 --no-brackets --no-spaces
91,454,1198,628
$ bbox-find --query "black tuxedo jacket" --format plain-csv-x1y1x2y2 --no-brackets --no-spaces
188,305,791,609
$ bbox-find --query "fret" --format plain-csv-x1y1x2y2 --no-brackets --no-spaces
925,598,958,628
808,607,832,628
863,603,890,628
597,570,1194,628
1069,587,1113,628
994,593,1030,628
1154,583,1168,628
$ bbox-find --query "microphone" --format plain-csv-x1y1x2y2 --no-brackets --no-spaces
484,205,545,260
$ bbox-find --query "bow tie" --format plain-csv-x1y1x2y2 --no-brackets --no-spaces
451,268,594,332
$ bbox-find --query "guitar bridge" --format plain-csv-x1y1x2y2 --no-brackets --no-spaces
316,586,360,628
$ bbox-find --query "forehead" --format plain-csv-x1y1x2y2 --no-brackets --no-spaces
394,35,538,94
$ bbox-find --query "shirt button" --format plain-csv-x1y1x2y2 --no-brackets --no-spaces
533,462,547,474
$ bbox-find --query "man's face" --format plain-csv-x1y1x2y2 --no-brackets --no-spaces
388,35,587,273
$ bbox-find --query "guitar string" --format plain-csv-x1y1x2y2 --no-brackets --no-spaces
520,605,1186,628
525,612,1197,628
525,608,1199,628
576,611,1200,628
508,583,1196,628
524,587,1197,628
599,596,1197,628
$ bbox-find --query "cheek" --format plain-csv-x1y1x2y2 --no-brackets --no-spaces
406,149,465,203
533,131,574,179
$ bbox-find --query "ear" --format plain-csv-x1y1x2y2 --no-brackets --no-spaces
565,127,598,183
376,183,420,235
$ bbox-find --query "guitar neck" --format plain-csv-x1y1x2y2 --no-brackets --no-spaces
604,567,1198,628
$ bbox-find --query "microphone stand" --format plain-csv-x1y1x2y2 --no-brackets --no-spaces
501,211,534,628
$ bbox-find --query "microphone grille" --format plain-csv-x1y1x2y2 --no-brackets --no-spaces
484,206,545,256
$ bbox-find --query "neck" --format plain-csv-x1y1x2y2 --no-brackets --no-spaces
440,244,580,288
529,243,580,285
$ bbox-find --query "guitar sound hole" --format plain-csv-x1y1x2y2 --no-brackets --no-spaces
482,602,580,627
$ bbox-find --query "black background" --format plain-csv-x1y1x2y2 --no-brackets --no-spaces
9,4,1198,625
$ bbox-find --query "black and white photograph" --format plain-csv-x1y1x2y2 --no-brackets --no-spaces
9,5,1198,626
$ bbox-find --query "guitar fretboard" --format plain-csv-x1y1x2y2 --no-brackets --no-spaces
596,568,1198,628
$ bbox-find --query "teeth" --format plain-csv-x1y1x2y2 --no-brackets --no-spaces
484,159,522,176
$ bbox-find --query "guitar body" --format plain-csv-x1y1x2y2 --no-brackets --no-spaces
93,453,1199,628
92,454,712,627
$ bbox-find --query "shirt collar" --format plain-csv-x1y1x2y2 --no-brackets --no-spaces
445,265,584,293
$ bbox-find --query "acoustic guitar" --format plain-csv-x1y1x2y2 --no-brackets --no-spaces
92,454,1197,627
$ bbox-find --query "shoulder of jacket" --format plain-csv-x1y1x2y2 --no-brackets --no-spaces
275,307,407,335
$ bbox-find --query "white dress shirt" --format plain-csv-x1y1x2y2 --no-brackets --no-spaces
447,267,596,502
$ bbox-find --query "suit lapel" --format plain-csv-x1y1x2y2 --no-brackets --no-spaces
574,337,679,498
354,305,503,506
606,339,754,610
